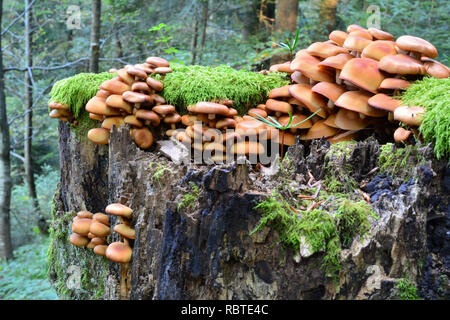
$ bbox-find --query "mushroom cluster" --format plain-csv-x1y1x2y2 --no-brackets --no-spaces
271,25,449,144
69,210,110,256
85,57,177,149
104,203,134,264
48,101,73,122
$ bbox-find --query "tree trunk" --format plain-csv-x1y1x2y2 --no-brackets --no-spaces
274,0,299,33
198,0,209,65
259,0,276,32
0,0,13,260
242,0,261,41
190,10,199,65
89,0,101,73
319,0,339,34
114,28,123,60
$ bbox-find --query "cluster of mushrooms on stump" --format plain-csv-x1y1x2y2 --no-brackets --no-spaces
49,26,448,159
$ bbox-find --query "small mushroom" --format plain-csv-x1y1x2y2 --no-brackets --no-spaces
69,233,89,247
87,128,110,145
114,224,135,240
105,203,133,219
106,242,132,263
71,218,92,236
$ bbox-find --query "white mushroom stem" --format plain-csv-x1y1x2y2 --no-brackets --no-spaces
309,78,318,86
335,70,342,84
275,111,281,117
327,99,335,110
171,124,176,130
208,113,216,120
409,51,421,60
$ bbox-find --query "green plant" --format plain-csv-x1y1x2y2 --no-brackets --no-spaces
273,28,301,61
178,182,199,211
150,162,173,188
149,23,184,65
395,278,420,300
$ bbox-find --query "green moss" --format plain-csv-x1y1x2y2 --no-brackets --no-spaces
400,77,450,159
156,64,290,115
395,278,420,300
378,143,425,179
250,192,378,283
178,182,199,211
324,141,358,193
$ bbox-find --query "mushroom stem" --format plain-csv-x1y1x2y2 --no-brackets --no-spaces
171,124,176,130
208,113,216,120
327,99,335,110
119,262,131,300
335,70,342,84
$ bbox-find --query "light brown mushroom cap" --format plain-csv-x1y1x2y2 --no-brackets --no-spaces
318,53,354,70
86,97,121,116
343,35,372,52
290,53,334,82
268,85,293,99
123,115,143,128
235,119,267,136
312,82,346,102
89,113,104,121
335,91,387,117
69,233,89,247
175,131,192,144
101,117,125,130
135,110,161,126
93,244,108,256
329,30,348,46
49,109,72,119
105,203,133,219
131,82,151,93
48,101,70,110
188,102,230,116
288,84,327,118
379,78,412,91
334,108,369,130
396,35,438,58
306,42,348,59
77,211,93,219
163,113,181,124
114,224,136,240
72,218,92,236
265,99,293,115
394,127,413,143
181,115,198,126
278,113,313,129
146,56,170,68
146,77,164,91
323,113,338,128
327,130,360,144
269,62,292,73
90,221,111,237
349,29,373,40
368,93,401,112
117,69,134,85
368,28,394,41
87,128,110,145
151,94,166,105
90,237,106,246
232,141,265,155
339,58,385,93
421,58,450,78
125,65,148,79
154,67,173,74
100,79,131,94
290,71,310,84
133,127,154,149
105,95,133,114
216,118,237,129
378,54,426,75
96,89,113,99
135,64,154,75
93,213,109,226
106,242,132,263
347,24,366,33
272,132,296,146
393,106,425,127
299,120,339,140
361,40,397,61
153,105,176,116
248,108,268,118
122,91,151,104
227,108,238,117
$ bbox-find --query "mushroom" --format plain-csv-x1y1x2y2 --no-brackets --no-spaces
77,211,93,219
378,78,412,93
117,69,135,85
135,110,161,126
290,52,334,83
378,54,426,75
368,93,401,112
318,53,354,84
152,105,176,118
71,218,91,236
123,115,143,128
268,85,293,99
114,224,135,240
421,57,450,79
86,97,121,116
146,56,170,68
343,35,372,57
105,241,133,298
122,91,152,105
393,106,425,127
146,77,164,92
89,220,111,237
394,127,413,144
329,30,348,46
348,29,373,40
87,128,110,145
93,245,108,256
311,82,346,111
188,102,230,120
93,213,110,226
125,65,148,80
339,58,385,93
334,108,369,130
299,120,339,140
163,113,182,130
396,35,438,59
101,117,125,131
288,84,327,118
335,91,387,118
69,233,89,247
131,81,152,93
105,95,133,114
327,130,360,144
368,28,394,41
100,79,131,95
306,42,348,59
132,127,154,149
361,40,398,61
105,203,133,220
265,99,293,117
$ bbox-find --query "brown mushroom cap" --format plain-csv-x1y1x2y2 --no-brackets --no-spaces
114,224,136,240
117,69,134,85
133,127,154,149
396,35,438,58
123,115,143,128
154,67,173,74
343,35,372,52
106,242,132,263
232,141,265,155
349,29,373,40
153,105,176,116
93,244,108,256
248,108,268,118
379,78,412,91
163,113,181,125
146,56,170,68
269,62,292,73
69,233,89,247
135,110,160,126
378,54,426,75
329,30,348,46
89,113,104,121
312,82,346,102
368,93,401,112
306,42,348,59
323,113,338,128
216,118,237,129
334,108,369,130
421,58,450,79
181,115,198,126
105,203,133,219
72,218,92,236
125,65,148,79
48,101,69,110
290,52,334,82
92,213,110,226
131,81,151,93
90,237,106,246
339,58,385,93
290,71,310,84
86,97,121,116
347,24,366,33
122,91,151,104
90,220,111,237
105,95,133,114
268,85,293,99
318,53,354,70
87,128,110,144
299,120,339,140
77,211,93,219
49,109,72,119
394,127,413,143
327,130,360,144
235,119,267,136
146,77,164,91
393,106,425,127
100,79,131,94
272,132,296,146
102,117,125,130
151,94,166,105
335,91,387,117
368,28,394,41
288,84,327,118
265,99,293,115
188,102,230,117
361,40,397,61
